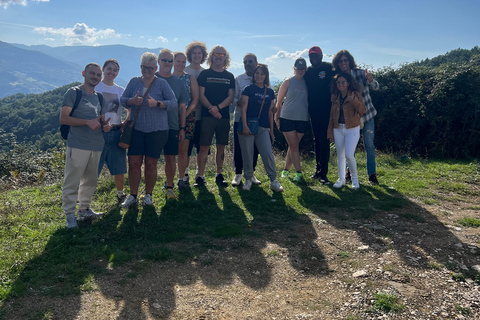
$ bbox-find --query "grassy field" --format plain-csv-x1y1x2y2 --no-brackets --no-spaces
0,150,479,318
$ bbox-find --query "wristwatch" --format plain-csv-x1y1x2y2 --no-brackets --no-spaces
157,100,162,108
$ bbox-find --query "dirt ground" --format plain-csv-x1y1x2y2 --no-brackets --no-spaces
2,195,480,320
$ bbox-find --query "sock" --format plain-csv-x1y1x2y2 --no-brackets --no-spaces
117,190,125,197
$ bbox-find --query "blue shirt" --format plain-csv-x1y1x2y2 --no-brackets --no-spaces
242,84,275,128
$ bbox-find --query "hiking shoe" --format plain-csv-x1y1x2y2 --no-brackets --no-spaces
310,171,321,180
143,194,153,206
215,174,228,186
352,178,360,190
66,213,78,229
77,208,104,221
270,180,284,192
333,179,346,188
281,170,289,178
320,175,330,185
252,175,262,185
166,188,176,200
231,174,242,186
293,172,304,182
369,173,379,185
242,180,252,191
194,176,206,187
178,179,189,190
120,195,138,208
345,169,352,182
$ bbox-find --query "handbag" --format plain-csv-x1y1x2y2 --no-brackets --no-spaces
118,78,157,149
238,86,267,135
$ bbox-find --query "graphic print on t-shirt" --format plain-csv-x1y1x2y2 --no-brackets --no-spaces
102,92,120,113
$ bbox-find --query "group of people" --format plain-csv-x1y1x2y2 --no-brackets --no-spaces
59,42,379,229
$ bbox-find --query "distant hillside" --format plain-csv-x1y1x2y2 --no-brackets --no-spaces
412,46,480,67
0,41,82,98
11,43,165,87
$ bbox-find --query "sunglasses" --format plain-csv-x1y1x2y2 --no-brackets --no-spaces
141,65,155,72
339,58,349,63
243,59,255,64
160,58,173,63
336,80,347,85
213,52,225,57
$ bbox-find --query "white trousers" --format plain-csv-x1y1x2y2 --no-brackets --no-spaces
62,147,102,213
333,124,360,181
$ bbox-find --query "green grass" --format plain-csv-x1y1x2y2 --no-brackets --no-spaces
457,217,480,228
372,292,405,313
0,150,478,308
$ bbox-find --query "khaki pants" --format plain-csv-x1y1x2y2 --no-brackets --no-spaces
62,147,102,214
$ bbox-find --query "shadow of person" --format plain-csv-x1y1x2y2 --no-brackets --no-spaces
239,184,330,276
299,184,480,279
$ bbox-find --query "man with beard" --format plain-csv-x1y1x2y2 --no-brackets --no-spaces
60,63,111,228
231,53,261,186
304,46,335,184
194,45,235,187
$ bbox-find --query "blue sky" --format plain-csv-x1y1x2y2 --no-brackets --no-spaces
1,0,479,80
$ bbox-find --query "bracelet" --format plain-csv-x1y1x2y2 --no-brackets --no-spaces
180,127,186,130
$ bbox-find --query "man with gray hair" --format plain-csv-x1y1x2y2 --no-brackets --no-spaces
231,53,261,186
60,63,111,228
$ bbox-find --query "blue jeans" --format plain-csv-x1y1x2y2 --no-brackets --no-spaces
361,118,376,175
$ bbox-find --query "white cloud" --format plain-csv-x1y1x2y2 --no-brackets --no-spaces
173,37,178,42
33,23,121,45
266,49,309,62
157,36,168,43
1,0,48,9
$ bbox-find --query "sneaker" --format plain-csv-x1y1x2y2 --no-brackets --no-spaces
166,188,176,200
252,175,262,185
194,176,206,187
66,213,78,229
369,173,379,185
345,169,352,182
120,194,138,208
143,194,153,206
215,173,228,186
77,208,104,221
352,178,360,190
310,171,321,179
231,174,242,186
293,172,304,182
117,191,126,202
333,179,346,188
319,175,330,185
178,179,188,190
270,180,284,192
242,179,252,191
281,170,289,178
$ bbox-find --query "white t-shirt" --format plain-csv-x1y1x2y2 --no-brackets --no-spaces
95,82,125,125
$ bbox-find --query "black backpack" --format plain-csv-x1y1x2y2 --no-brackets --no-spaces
60,87,104,140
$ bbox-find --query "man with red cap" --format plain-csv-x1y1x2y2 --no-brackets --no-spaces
304,46,335,184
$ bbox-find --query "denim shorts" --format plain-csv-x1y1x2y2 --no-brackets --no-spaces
279,118,309,134
164,130,179,156
98,129,127,176
128,129,168,159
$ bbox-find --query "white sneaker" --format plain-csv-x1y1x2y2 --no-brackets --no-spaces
143,194,154,206
242,180,252,191
270,180,283,192
252,175,262,184
120,195,138,208
66,213,78,229
231,174,242,186
333,179,346,188
352,178,360,190
77,208,104,221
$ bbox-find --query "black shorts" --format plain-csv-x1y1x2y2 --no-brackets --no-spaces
279,118,308,134
128,129,168,159
164,130,179,156
199,117,230,146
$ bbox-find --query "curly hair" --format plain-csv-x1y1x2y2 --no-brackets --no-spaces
332,49,358,72
185,41,207,64
330,72,359,95
207,45,231,69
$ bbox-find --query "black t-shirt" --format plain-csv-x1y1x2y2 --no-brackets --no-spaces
198,68,235,119
304,62,335,116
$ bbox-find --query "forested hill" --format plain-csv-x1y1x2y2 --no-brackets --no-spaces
1,47,479,158
0,83,80,151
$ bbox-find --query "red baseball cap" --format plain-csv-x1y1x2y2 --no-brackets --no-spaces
309,46,323,55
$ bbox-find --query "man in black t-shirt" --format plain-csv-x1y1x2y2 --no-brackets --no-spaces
195,45,235,187
304,46,335,184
